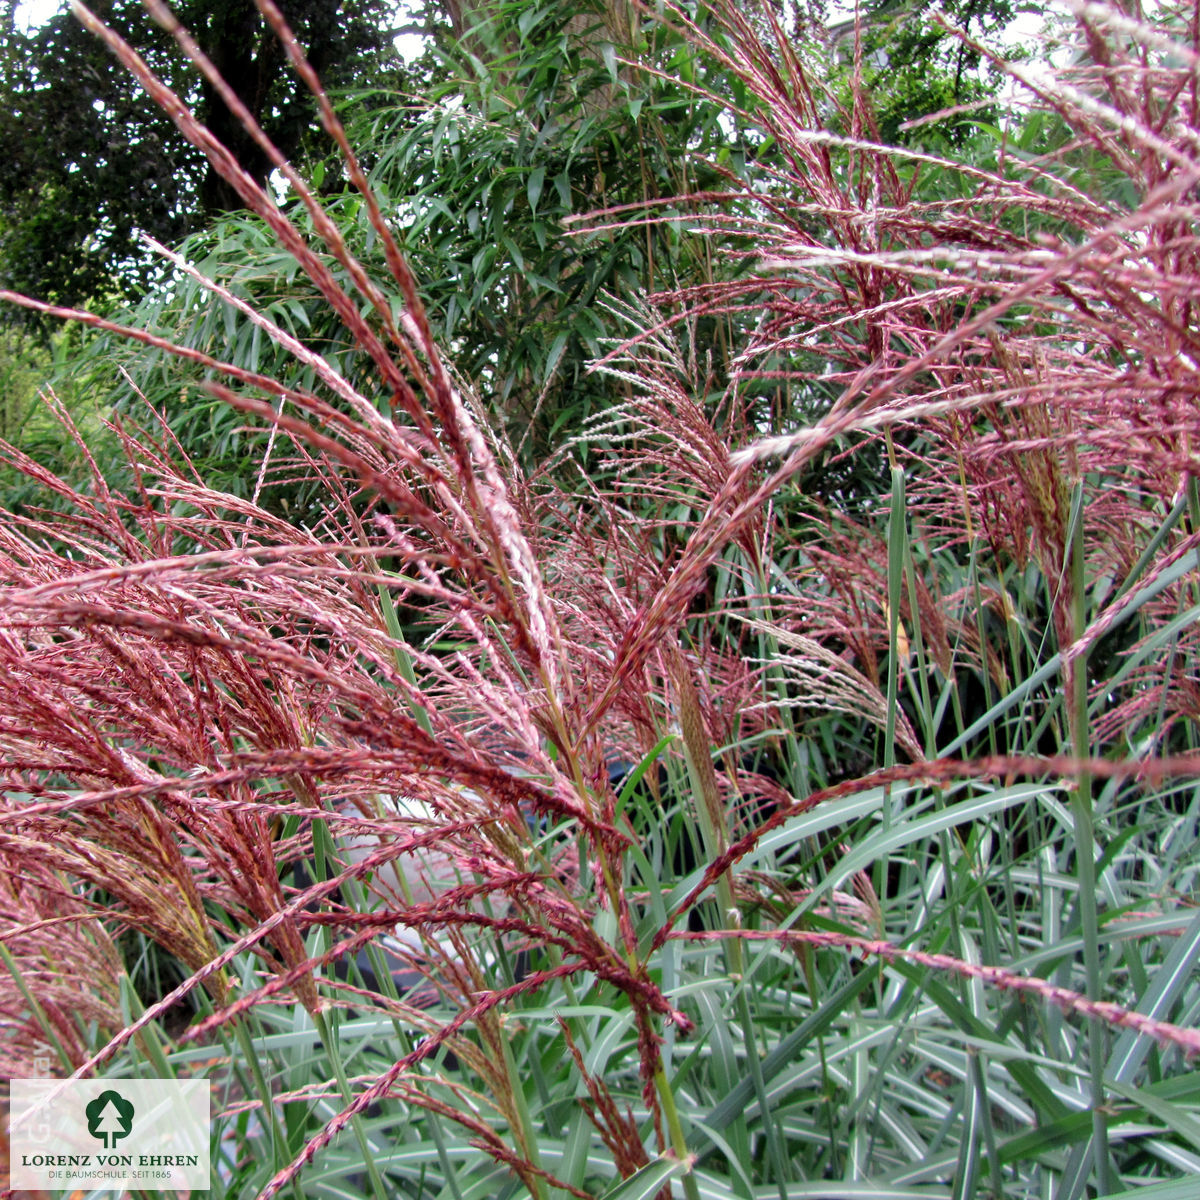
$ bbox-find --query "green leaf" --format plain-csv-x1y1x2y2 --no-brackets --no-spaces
527,165,546,213
595,1155,690,1200
542,329,569,385
599,41,618,83
1097,1182,1200,1200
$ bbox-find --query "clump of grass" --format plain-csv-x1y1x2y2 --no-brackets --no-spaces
2,2,1199,1199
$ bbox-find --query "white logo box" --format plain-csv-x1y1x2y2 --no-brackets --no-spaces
9,1078,209,1192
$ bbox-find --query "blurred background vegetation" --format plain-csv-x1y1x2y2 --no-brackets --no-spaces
0,0,1026,508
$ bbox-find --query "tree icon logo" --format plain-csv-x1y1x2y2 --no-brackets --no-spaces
85,1090,135,1149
